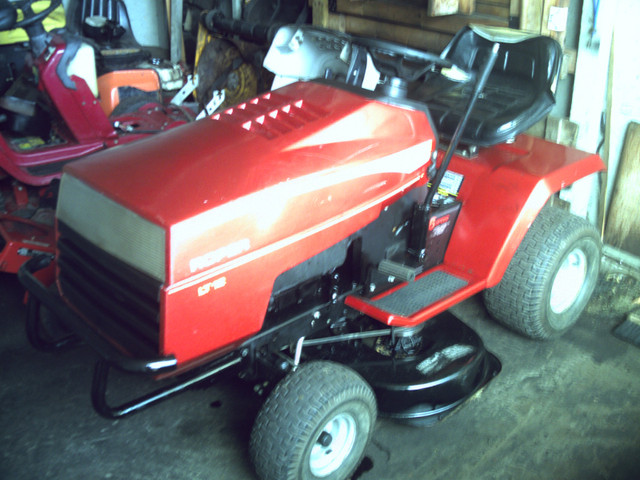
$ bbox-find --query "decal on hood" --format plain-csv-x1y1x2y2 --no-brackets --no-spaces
189,239,251,273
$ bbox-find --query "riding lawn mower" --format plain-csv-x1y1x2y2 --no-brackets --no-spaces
19,21,604,480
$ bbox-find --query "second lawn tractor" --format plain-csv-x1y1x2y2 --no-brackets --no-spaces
20,23,604,480
0,0,193,274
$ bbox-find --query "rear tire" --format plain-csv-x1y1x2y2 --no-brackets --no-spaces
483,207,601,339
250,361,376,480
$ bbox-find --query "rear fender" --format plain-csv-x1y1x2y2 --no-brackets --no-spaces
443,135,604,287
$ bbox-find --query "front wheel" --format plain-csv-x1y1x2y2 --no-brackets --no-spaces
250,361,376,480
484,207,601,339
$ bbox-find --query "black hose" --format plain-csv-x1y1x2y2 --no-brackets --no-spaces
201,10,280,45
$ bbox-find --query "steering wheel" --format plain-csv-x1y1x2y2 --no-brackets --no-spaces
351,35,456,82
7,0,63,30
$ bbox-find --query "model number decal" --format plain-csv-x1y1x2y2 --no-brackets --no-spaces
428,170,464,200
198,277,227,296
189,239,251,273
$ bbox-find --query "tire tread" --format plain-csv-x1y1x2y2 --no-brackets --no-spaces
484,207,601,339
250,361,376,480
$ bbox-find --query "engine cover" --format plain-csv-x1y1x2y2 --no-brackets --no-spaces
62,81,437,364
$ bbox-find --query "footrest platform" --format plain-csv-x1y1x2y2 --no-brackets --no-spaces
346,267,484,327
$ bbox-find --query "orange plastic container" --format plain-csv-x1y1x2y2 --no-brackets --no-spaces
97,69,161,116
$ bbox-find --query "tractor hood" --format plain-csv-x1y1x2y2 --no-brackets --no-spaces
62,82,435,283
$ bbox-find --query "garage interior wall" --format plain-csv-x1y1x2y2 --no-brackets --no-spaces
563,0,639,240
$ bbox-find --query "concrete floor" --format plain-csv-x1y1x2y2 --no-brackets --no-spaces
1,270,639,480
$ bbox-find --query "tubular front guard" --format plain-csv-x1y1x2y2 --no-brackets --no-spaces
19,255,246,419
18,255,177,374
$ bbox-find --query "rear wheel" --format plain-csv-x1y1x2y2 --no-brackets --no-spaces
250,361,376,480
483,207,601,339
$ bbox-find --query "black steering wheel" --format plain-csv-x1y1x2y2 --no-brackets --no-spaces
352,35,456,82
5,0,63,30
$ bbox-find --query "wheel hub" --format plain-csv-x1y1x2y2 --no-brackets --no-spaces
550,247,588,316
309,413,357,477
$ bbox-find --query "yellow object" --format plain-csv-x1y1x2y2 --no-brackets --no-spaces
0,1,66,45
194,25,258,109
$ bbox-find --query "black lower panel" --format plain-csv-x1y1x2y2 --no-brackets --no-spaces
310,311,501,425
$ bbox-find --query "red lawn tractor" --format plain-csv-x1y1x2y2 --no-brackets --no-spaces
20,23,604,480
0,0,192,274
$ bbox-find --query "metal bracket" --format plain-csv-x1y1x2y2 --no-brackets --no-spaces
293,336,305,369
170,74,199,106
25,291,80,352
196,89,225,120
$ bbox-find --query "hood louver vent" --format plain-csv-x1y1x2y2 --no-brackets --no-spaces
211,92,327,139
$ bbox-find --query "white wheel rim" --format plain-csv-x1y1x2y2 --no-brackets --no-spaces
549,247,588,315
309,413,357,477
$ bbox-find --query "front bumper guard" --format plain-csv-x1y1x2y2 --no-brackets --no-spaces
18,255,178,374
18,255,241,418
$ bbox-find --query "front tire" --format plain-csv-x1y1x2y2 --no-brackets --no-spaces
250,361,376,480
484,207,601,339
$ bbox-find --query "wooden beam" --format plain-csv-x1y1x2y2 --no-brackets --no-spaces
604,122,640,256
311,0,330,28
459,0,476,15
475,0,510,18
428,0,460,16
541,0,570,45
313,0,509,52
334,0,508,35
336,0,435,27
520,0,543,32
510,0,521,18
325,12,454,51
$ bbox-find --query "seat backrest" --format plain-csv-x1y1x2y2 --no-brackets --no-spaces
419,25,562,146
443,25,561,95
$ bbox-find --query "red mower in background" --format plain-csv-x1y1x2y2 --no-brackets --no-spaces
20,22,605,480
0,0,194,274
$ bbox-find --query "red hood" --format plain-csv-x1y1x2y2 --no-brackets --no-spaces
66,83,433,224
65,82,436,283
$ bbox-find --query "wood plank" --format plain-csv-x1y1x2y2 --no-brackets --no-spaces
510,0,521,17
520,0,543,32
604,122,640,256
336,0,434,27
311,0,330,27
428,0,460,16
459,0,476,15
475,3,510,18
325,12,454,51
335,0,508,35
602,0,640,233
541,0,570,45
476,0,510,6
599,33,615,235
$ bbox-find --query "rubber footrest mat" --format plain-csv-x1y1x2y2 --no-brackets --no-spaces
372,270,468,317
613,313,640,348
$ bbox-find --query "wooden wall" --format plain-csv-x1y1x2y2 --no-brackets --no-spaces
312,0,511,52
311,0,572,53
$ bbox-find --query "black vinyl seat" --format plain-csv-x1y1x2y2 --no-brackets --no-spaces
413,25,562,147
